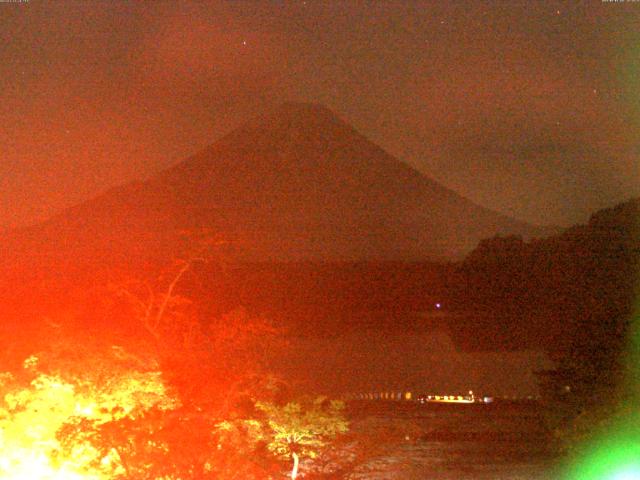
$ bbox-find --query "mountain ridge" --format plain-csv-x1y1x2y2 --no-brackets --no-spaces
1,102,549,275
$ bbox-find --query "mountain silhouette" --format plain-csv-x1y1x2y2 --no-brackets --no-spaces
2,102,547,275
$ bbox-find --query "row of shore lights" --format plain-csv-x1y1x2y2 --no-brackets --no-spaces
348,392,413,401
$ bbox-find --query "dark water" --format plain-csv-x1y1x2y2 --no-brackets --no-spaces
345,401,560,479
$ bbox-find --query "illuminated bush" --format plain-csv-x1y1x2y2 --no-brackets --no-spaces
256,397,349,480
0,352,177,479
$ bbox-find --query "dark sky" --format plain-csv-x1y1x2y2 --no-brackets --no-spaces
1,0,638,229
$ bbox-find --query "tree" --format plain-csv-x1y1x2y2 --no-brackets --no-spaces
0,228,295,479
0,347,177,480
108,228,225,346
255,396,349,480
107,229,282,410
535,200,640,453
0,309,283,479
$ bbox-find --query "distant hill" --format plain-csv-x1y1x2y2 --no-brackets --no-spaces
1,102,547,277
449,197,640,353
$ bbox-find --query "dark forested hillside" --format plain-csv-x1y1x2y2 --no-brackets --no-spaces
449,197,640,355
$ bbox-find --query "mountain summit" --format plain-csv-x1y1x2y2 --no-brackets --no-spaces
3,103,545,272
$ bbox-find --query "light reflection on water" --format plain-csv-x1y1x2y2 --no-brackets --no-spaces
346,402,558,480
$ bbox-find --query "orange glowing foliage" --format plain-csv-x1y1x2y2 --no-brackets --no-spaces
0,242,287,479
0,353,177,479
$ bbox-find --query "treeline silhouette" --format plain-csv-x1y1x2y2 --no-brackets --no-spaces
452,198,639,357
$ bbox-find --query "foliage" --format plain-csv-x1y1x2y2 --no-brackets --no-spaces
457,198,639,352
0,351,176,479
0,342,285,479
539,202,638,452
256,396,349,478
59,406,228,480
106,231,283,411
0,231,349,479
458,199,640,452
0,249,292,478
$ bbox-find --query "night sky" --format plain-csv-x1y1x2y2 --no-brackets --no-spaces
1,1,638,229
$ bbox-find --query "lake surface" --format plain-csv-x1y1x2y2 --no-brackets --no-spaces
344,401,560,480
